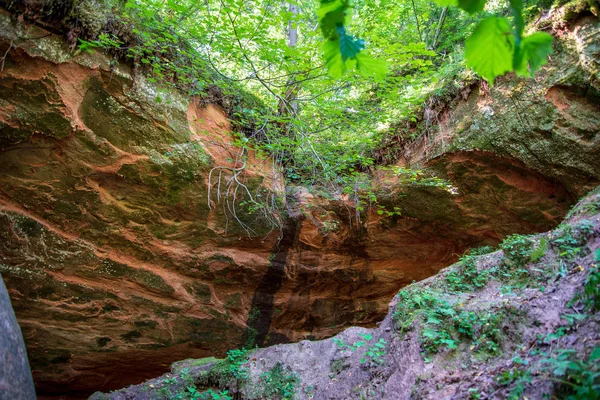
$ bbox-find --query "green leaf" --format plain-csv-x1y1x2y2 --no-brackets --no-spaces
356,53,387,78
338,27,365,61
465,16,514,85
317,0,345,19
323,39,345,77
514,32,553,77
319,0,349,38
590,347,600,361
458,0,487,14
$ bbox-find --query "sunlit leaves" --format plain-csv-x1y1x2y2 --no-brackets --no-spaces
464,11,553,84
431,0,553,85
355,53,388,78
465,16,514,85
514,32,554,77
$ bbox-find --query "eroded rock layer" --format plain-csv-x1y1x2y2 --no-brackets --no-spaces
0,8,598,398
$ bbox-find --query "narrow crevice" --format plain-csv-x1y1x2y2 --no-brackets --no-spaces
243,217,301,347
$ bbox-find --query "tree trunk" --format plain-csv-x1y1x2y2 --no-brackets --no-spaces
431,6,448,50
278,3,300,120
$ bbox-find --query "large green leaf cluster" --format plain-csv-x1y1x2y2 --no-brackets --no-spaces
319,0,553,85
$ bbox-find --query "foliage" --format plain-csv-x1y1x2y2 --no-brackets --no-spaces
222,349,249,380
333,333,388,367
393,287,508,358
500,234,534,268
334,333,373,351
330,359,350,376
198,389,232,400
443,237,548,294
580,263,600,312
54,0,560,219
494,364,532,400
445,252,489,292
470,246,495,256
360,338,388,366
200,348,250,387
552,228,584,260
465,16,514,84
387,167,454,191
468,387,481,399
257,362,299,400
76,33,123,55
318,0,387,78
530,238,548,262
320,0,553,84
541,347,600,399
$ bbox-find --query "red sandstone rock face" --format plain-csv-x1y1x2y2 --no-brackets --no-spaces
0,10,598,399
0,15,280,396
264,150,575,344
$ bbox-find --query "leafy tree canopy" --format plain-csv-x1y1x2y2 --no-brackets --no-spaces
55,0,556,209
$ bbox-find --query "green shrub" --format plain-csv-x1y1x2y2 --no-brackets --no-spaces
552,228,583,260
500,234,534,268
445,253,489,292
581,262,600,312
494,366,532,400
469,246,495,256
257,362,299,400
542,347,600,399
394,288,508,358
198,348,250,388
361,338,388,366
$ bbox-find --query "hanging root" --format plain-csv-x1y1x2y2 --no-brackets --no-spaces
207,146,282,237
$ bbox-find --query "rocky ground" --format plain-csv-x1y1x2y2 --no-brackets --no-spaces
92,186,600,399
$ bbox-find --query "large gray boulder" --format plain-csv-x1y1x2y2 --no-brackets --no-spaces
0,275,36,400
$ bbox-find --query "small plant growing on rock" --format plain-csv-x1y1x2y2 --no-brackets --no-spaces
223,349,249,379
330,359,350,377
361,338,388,366
467,387,481,399
541,347,600,399
500,234,534,268
494,364,532,400
333,333,373,352
198,389,232,400
580,259,600,312
552,228,583,260
394,287,511,359
445,253,489,292
257,362,299,400
196,348,250,389
530,238,548,262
